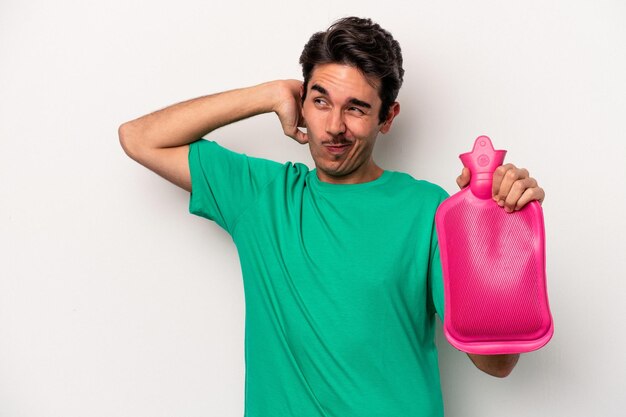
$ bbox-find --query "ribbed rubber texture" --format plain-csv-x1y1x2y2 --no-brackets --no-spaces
442,199,546,342
436,190,553,354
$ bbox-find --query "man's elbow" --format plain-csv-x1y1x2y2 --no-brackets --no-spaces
469,353,520,378
483,362,516,378
118,121,140,160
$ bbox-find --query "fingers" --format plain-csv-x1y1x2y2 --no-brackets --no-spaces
493,163,525,199
274,79,309,144
282,125,308,144
278,109,308,144
514,186,545,210
456,167,470,189
501,177,536,212
281,120,308,144
492,163,544,212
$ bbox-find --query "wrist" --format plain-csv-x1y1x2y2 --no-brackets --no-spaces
262,80,290,114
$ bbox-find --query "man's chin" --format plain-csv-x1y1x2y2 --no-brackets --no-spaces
314,163,358,182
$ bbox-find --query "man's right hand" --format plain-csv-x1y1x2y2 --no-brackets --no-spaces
272,80,309,144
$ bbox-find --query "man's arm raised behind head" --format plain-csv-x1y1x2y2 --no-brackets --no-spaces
118,80,305,191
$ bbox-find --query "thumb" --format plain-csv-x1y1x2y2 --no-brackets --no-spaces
281,121,308,144
293,128,309,144
456,167,470,189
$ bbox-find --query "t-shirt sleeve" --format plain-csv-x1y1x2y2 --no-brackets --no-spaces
429,232,445,320
428,188,450,320
188,139,283,234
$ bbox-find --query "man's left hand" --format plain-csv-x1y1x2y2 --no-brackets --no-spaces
456,163,545,212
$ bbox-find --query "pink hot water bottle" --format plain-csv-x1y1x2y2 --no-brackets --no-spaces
435,136,553,354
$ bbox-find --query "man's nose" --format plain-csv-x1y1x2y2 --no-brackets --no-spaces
325,108,346,136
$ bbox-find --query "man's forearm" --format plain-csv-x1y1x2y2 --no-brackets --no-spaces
119,81,277,153
118,79,302,191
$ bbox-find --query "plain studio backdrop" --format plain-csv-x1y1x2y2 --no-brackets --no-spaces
1,1,625,416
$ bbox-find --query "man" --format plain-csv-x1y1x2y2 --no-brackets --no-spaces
119,17,544,417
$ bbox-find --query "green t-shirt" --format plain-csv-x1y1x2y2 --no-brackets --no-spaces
188,139,449,417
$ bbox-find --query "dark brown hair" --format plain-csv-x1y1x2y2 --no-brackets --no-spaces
299,17,404,124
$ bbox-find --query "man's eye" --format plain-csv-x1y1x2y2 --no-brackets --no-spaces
348,107,364,114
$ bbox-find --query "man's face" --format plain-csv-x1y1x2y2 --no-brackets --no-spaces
301,63,399,184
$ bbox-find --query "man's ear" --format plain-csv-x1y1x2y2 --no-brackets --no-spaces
379,102,400,134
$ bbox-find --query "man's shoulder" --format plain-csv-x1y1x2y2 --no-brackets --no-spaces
192,139,310,173
388,170,450,201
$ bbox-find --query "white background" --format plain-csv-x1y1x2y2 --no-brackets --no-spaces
1,1,625,416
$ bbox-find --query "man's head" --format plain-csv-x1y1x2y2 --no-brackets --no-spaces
298,17,404,184
299,17,404,125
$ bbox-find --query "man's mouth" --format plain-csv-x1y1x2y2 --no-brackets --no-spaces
324,142,353,155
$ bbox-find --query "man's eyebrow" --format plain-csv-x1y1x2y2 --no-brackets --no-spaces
310,83,372,109
311,84,328,95
348,98,371,109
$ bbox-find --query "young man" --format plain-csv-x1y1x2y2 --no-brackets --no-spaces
119,17,544,417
